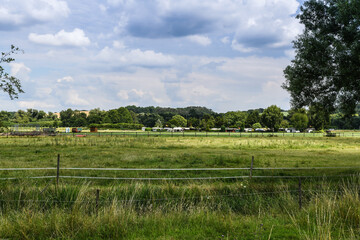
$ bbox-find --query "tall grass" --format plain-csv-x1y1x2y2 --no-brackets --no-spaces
0,177,359,239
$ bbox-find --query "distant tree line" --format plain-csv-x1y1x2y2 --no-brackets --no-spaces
1,105,360,131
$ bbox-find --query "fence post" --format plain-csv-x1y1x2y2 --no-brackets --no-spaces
183,131,184,137
96,189,100,216
206,131,208,137
298,178,302,210
148,131,150,137
250,156,254,179
56,154,60,185
136,132,137,137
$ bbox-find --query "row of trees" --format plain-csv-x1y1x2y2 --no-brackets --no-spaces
2,104,356,131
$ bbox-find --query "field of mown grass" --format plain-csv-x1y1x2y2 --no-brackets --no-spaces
0,135,359,239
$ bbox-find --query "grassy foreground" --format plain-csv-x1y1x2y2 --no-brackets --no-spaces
0,135,359,239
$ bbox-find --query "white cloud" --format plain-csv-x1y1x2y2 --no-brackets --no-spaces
117,90,129,100
57,76,74,83
97,46,175,68
35,88,53,97
64,89,89,106
29,28,91,47
0,0,69,30
186,35,212,46
112,40,126,49
231,40,256,53
221,36,230,44
18,101,56,109
9,63,31,81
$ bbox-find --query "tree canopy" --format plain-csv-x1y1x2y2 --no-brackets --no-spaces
283,0,360,116
0,45,24,99
261,105,283,131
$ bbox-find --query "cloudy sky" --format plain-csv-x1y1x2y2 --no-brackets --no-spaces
0,0,305,113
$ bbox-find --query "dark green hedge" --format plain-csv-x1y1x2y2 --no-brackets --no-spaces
89,123,144,130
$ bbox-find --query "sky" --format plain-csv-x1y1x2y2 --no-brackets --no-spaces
0,0,305,113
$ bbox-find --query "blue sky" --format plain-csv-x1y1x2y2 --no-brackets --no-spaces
0,0,304,113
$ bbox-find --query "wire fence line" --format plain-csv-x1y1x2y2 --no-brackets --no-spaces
0,160,359,181
5,131,360,138
0,166,359,171
0,174,357,181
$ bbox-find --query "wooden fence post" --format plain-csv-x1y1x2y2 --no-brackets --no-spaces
298,178,302,210
250,156,254,179
96,189,100,216
56,154,60,185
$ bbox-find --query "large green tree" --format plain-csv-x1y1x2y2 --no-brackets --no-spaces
261,105,283,131
167,115,187,127
0,45,24,99
291,112,309,131
117,107,133,123
283,0,360,116
224,111,248,128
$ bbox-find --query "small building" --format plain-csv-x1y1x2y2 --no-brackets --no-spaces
225,128,238,132
305,128,315,133
90,127,98,132
72,127,82,133
173,127,184,132
286,128,299,133
255,128,265,132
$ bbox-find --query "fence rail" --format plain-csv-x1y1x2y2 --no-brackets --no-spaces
0,166,359,171
1,154,359,181
5,131,360,138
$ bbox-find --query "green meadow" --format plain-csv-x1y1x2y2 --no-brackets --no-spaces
0,135,359,239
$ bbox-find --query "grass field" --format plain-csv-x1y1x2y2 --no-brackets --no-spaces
0,135,359,239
